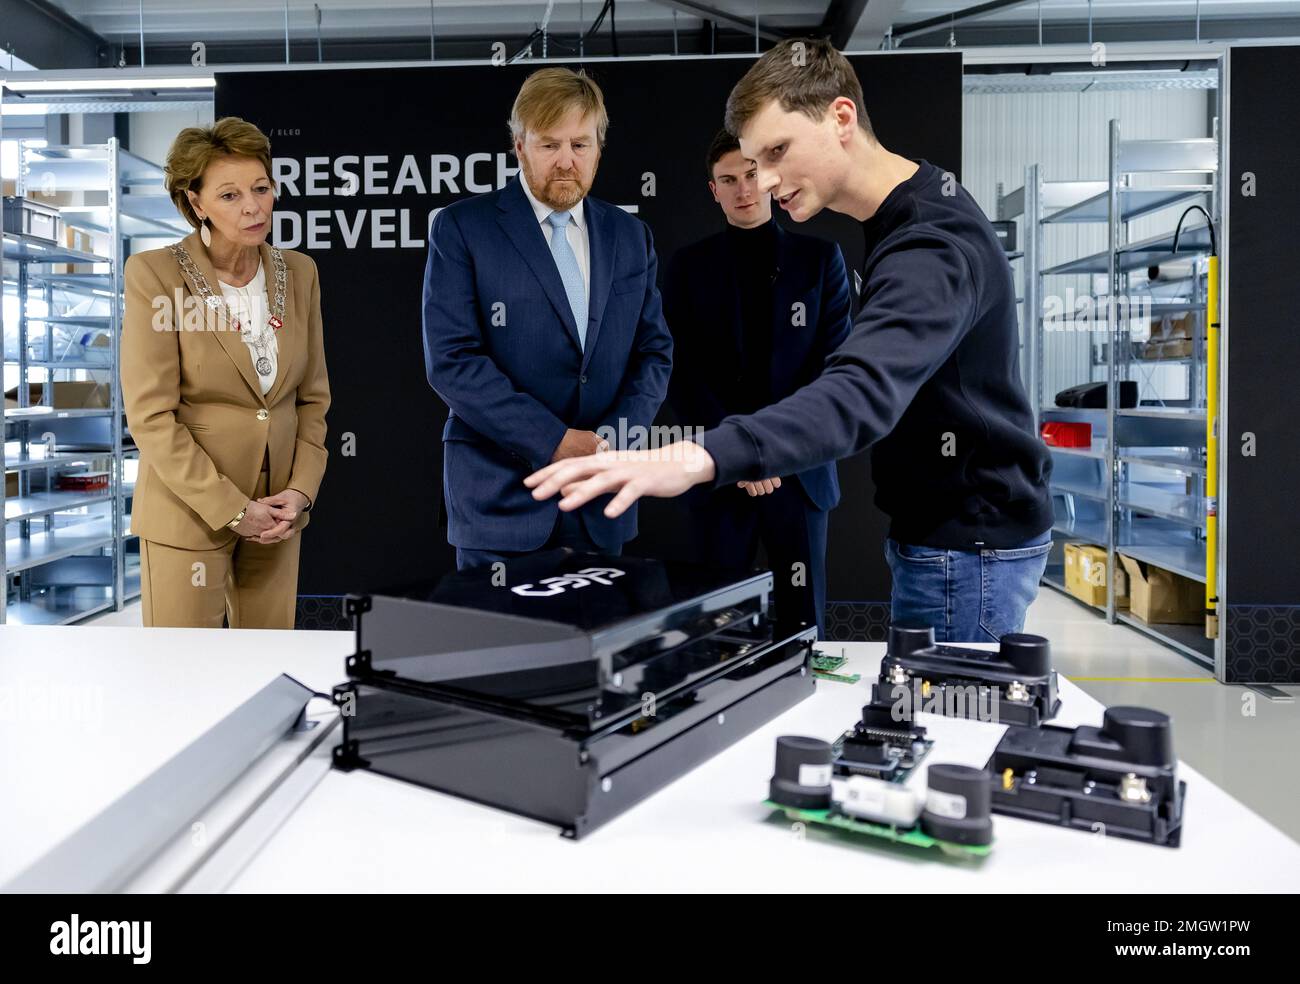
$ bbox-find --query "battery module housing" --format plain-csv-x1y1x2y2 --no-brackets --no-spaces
871,625,1061,727
986,706,1186,847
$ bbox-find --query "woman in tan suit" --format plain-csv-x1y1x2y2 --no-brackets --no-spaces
122,117,330,628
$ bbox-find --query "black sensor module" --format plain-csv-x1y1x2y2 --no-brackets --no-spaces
986,706,1186,847
872,625,1061,727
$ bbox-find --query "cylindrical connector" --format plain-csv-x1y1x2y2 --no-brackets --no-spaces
1101,706,1175,767
921,763,994,846
998,633,1052,677
768,736,833,810
887,625,935,661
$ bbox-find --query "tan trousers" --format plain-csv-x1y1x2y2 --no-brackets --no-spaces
139,469,302,629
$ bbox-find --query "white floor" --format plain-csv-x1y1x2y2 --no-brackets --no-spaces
85,585,1300,844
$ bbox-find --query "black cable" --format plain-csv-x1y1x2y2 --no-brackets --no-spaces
588,0,612,38
508,0,612,62
1172,203,1217,257
507,27,544,64
610,0,619,57
549,1,611,54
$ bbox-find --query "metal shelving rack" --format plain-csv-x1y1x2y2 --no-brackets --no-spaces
998,122,1221,669
2,139,186,624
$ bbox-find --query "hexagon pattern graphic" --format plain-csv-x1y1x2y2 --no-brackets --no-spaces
296,596,352,632
825,602,892,642
1225,606,1300,684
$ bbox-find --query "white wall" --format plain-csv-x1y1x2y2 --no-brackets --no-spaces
127,106,215,252
128,106,215,173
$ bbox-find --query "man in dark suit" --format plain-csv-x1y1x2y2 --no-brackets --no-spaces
662,130,852,637
422,67,673,570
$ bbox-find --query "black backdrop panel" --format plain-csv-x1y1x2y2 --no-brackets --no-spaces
1224,45,1300,683
213,52,962,604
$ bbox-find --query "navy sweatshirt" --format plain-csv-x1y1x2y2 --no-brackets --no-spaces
698,160,1053,550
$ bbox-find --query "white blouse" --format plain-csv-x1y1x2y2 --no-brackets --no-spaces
218,259,278,395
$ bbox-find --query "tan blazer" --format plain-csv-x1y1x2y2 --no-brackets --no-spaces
122,230,330,550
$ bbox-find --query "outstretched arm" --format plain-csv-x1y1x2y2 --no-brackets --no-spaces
526,234,976,515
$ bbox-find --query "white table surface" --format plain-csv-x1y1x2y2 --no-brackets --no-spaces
3,625,1298,893
0,624,352,886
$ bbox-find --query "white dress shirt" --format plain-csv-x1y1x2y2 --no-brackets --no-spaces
519,175,591,294
218,259,278,396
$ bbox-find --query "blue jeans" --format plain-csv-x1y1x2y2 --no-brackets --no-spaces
884,530,1051,643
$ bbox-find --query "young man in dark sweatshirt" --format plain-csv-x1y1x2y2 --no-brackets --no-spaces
527,38,1054,642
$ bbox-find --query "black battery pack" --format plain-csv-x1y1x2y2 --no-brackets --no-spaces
871,625,1061,727
986,706,1186,847
331,550,817,839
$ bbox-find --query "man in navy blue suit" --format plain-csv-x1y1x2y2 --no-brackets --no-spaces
422,67,673,570
663,130,852,637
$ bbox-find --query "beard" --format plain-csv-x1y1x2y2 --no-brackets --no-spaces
521,154,596,210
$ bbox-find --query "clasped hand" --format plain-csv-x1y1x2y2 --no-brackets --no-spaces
232,489,309,543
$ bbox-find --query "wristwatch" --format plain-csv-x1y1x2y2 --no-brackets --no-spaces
227,507,246,530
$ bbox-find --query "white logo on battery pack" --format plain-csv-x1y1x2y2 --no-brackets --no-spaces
510,567,626,597
926,788,968,819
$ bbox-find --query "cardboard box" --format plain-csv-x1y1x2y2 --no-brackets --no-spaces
1149,313,1196,341
56,223,101,274
1165,313,1195,340
4,471,16,498
1137,337,1196,360
4,381,110,410
1064,543,1129,608
1118,554,1203,625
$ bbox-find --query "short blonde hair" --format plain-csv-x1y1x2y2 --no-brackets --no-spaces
509,67,609,148
164,116,273,229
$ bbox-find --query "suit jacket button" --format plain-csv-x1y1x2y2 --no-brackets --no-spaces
256,409,269,421
580,374,588,384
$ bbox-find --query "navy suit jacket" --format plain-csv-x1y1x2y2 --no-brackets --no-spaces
662,221,852,512
422,176,673,551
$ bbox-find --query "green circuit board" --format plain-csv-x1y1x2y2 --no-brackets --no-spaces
811,652,861,685
765,801,992,858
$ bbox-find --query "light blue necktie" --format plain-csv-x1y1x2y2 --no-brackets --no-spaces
546,210,587,351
